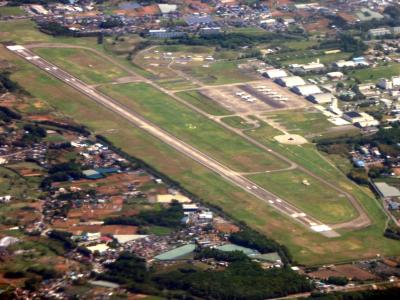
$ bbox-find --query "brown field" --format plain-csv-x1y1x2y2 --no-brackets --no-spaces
308,264,378,281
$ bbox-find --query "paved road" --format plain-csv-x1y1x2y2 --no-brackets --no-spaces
8,44,344,237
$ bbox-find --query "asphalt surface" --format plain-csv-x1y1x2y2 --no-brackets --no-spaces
7,45,349,238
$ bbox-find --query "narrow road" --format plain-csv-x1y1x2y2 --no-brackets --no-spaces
22,43,371,231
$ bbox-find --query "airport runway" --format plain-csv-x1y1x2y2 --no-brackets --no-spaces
7,45,340,238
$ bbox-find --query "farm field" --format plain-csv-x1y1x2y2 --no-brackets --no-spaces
4,43,400,266
34,48,129,84
98,82,289,173
247,170,358,224
176,90,232,116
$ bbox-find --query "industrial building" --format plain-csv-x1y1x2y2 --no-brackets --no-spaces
343,111,379,127
290,61,325,73
291,84,322,96
372,182,400,200
307,93,335,104
264,68,288,79
275,76,306,88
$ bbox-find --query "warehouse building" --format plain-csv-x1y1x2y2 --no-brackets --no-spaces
291,84,322,96
372,182,400,200
275,76,306,88
307,93,335,104
264,68,288,79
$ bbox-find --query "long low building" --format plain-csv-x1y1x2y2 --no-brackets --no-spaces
264,68,288,79
275,76,306,88
307,93,335,104
291,84,322,96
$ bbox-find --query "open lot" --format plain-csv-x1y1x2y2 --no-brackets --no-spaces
98,82,289,173
351,63,400,83
199,80,309,114
263,108,334,137
175,59,258,85
5,42,400,265
34,47,129,84
176,90,232,116
247,170,358,224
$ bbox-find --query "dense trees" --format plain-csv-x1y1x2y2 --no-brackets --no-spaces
0,72,25,94
195,248,250,262
229,228,292,264
101,252,311,300
154,261,311,300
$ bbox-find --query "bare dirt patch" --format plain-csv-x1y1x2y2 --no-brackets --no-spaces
274,134,308,145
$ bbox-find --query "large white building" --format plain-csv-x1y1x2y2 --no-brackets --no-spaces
307,93,335,104
343,111,379,127
264,68,288,79
275,76,306,88
291,84,322,96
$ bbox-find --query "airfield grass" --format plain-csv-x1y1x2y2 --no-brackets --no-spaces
176,90,232,116
98,82,288,173
221,116,255,130
182,60,256,85
4,41,400,265
34,48,128,84
156,77,199,90
264,109,333,136
247,170,357,224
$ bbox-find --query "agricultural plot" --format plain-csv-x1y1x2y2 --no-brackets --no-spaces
34,47,129,84
247,170,358,224
98,82,289,173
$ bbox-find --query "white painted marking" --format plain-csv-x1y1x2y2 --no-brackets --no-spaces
310,225,332,232
6,45,26,51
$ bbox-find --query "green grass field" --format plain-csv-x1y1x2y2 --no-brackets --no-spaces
0,167,28,198
351,63,400,83
0,6,25,17
176,90,232,116
156,77,199,90
221,116,255,130
98,82,288,173
34,47,128,84
264,109,333,136
180,60,256,85
4,38,400,265
247,170,358,224
277,51,352,66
